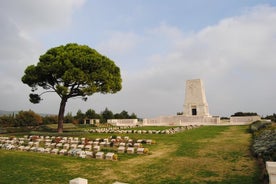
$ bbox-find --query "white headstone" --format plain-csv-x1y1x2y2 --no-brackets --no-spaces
137,148,144,154
96,152,104,159
69,177,88,184
127,147,135,154
106,152,115,160
267,162,276,184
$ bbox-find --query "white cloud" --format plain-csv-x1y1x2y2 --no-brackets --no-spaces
194,5,276,72
101,5,276,117
147,22,184,42
97,32,142,55
0,0,86,112
0,0,85,32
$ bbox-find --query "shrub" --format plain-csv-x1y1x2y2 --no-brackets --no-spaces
265,113,276,122
15,110,42,126
249,121,271,133
252,129,276,161
232,112,258,117
42,115,58,124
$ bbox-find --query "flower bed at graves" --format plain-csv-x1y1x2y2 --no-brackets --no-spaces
0,135,154,161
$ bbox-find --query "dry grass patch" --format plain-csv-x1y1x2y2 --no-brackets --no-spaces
150,126,259,183
195,126,256,182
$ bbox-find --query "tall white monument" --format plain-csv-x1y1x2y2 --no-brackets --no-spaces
183,79,210,117
142,78,220,126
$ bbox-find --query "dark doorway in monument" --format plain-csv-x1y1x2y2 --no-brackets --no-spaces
192,108,197,116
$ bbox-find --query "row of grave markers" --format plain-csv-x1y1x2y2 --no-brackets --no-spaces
85,125,200,134
0,135,152,160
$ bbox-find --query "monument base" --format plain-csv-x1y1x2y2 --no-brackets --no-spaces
143,115,220,126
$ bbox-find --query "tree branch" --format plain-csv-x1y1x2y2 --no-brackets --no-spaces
39,90,56,96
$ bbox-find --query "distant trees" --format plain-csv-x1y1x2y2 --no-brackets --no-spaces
15,110,42,126
0,114,15,127
42,115,58,124
0,108,139,127
85,109,101,119
231,112,258,117
0,110,42,127
114,110,137,119
64,112,75,124
75,110,85,124
101,108,114,123
265,113,276,122
74,108,137,124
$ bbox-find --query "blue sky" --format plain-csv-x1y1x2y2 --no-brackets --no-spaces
1,0,276,118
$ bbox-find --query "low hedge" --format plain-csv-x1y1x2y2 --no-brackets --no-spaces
250,121,276,161
249,120,271,133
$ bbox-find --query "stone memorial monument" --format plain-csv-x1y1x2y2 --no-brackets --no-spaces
183,79,210,117
142,78,220,126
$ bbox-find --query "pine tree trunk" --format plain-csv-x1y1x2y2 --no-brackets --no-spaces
57,98,67,133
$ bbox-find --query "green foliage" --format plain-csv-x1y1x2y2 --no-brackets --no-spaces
265,113,276,122
22,43,122,133
231,112,258,117
0,114,15,127
130,113,137,119
249,121,271,133
42,115,58,124
15,110,42,126
114,110,137,119
64,112,74,124
0,110,42,129
0,107,140,128
176,112,183,115
75,108,138,124
22,43,122,100
75,109,85,124
101,108,114,123
85,109,100,119
250,122,276,161
220,117,230,120
29,94,41,104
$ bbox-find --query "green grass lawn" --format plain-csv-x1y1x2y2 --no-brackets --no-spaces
0,126,260,184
